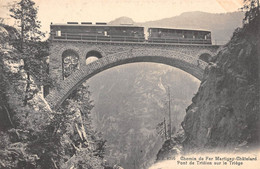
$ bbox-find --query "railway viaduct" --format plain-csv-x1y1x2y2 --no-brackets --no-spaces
45,39,220,110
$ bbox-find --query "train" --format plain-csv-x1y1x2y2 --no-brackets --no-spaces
50,22,212,44
147,27,211,44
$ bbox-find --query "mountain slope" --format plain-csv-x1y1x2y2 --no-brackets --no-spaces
141,11,244,44
109,16,135,25
109,11,244,44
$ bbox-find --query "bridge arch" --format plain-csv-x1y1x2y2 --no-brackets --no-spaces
58,45,82,59
62,49,80,79
83,47,107,65
86,50,103,58
86,50,103,64
57,46,83,78
46,49,208,110
196,50,214,63
199,53,211,63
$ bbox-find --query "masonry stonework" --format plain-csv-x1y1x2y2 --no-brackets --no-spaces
46,40,220,109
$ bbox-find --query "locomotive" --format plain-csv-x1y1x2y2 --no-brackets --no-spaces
50,22,212,44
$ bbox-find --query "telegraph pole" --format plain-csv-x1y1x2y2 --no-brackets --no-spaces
164,117,167,140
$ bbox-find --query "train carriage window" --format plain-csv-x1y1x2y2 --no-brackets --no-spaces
177,30,181,36
194,32,198,39
170,29,174,35
198,32,203,39
149,29,152,37
208,33,211,39
186,31,193,38
158,30,162,37
56,30,61,36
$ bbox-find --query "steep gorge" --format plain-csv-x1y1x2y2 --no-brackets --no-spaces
181,17,260,152
87,64,200,169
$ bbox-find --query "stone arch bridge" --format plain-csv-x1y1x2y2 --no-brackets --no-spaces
46,40,220,109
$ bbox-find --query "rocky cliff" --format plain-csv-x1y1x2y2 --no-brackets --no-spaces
0,25,106,169
182,17,260,152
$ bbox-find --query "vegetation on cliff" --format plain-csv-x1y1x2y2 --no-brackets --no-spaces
0,24,107,168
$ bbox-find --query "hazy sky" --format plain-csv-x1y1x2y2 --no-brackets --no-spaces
0,0,243,33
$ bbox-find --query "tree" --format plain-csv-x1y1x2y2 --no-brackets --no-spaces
9,0,44,50
241,0,260,23
9,0,51,105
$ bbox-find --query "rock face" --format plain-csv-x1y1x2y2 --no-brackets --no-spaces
156,140,179,161
182,18,260,152
156,130,185,162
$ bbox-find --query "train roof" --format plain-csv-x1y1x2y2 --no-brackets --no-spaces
148,27,211,33
51,23,144,28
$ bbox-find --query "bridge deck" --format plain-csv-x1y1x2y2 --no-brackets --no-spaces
51,39,220,48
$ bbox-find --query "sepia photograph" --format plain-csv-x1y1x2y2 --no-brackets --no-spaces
0,0,259,168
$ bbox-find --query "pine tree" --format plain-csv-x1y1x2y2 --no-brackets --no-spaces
9,0,44,50
9,0,51,105
241,0,260,23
